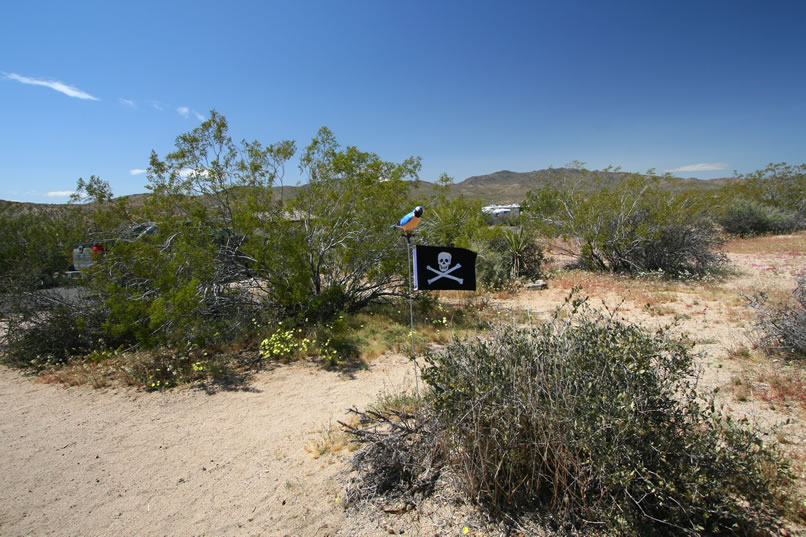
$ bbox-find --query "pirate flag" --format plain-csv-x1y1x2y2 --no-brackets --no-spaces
413,245,477,291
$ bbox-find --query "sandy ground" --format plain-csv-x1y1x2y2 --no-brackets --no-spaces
1,233,805,537
0,356,419,537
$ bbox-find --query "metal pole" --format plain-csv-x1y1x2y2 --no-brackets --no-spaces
406,234,415,357
405,234,420,397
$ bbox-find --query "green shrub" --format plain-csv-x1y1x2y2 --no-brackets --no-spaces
0,204,87,290
5,302,111,369
637,218,726,278
475,246,512,291
472,228,545,291
525,171,726,277
90,226,255,350
727,162,806,220
414,299,793,535
720,199,800,236
419,197,487,249
282,126,421,317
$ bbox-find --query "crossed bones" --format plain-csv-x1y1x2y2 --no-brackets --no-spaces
427,263,463,285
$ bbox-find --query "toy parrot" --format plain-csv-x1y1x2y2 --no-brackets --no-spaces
393,205,424,235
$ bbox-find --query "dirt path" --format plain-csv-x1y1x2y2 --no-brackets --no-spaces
0,355,418,537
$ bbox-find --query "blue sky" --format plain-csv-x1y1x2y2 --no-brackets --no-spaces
2,0,805,203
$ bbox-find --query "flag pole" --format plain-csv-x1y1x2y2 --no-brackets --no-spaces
405,233,420,397
394,205,424,396
406,233,415,357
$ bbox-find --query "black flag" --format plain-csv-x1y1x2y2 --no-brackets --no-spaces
413,245,477,291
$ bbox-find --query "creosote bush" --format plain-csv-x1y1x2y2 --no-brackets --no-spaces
348,297,795,535
5,303,109,369
726,162,806,222
525,170,726,278
475,246,512,291
720,199,801,237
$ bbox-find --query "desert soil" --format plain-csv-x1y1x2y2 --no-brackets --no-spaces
1,232,805,537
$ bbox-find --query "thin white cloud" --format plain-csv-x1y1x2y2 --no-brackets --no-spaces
130,169,147,175
119,98,136,107
177,106,204,121
4,72,99,101
151,101,164,111
47,191,75,197
665,162,730,173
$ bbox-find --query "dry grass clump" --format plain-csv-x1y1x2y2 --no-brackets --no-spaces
728,350,806,412
305,418,361,460
748,273,806,360
758,370,806,411
36,357,120,389
36,348,253,391
342,406,444,506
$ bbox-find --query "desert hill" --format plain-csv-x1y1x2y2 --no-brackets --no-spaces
447,168,738,204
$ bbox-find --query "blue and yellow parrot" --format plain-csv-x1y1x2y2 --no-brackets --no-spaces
394,205,424,235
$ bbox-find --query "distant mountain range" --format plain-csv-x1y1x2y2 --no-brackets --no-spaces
1,168,739,212
412,168,739,205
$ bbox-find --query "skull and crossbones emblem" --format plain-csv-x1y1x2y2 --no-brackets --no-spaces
427,251,463,285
